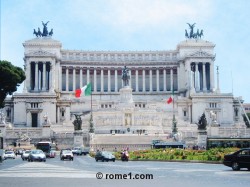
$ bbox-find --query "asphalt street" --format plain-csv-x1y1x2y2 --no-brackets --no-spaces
0,154,249,187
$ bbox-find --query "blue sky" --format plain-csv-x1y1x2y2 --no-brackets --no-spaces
1,0,250,103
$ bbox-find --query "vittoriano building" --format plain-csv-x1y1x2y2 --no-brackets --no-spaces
1,23,248,149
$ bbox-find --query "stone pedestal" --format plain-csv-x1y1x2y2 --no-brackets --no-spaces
210,126,219,137
197,130,207,148
119,86,133,104
42,126,51,138
73,130,84,147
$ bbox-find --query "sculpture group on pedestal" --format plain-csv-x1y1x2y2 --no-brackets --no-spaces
33,21,53,37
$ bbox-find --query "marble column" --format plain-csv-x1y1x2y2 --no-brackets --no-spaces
202,63,207,91
101,68,103,92
42,62,46,91
156,68,159,92
80,68,83,88
136,69,138,92
170,68,173,92
115,69,117,92
142,69,145,92
94,68,97,92
177,67,180,91
210,63,215,92
87,68,90,84
34,62,39,91
195,63,199,91
66,67,69,91
150,69,152,92
163,68,166,91
59,66,62,91
108,69,111,92
73,67,76,91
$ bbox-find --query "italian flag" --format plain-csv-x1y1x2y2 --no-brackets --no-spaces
75,83,92,97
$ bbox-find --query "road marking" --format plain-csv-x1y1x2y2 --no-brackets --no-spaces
0,162,96,178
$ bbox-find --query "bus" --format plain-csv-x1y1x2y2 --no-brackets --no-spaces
36,141,56,157
152,140,186,149
207,138,250,149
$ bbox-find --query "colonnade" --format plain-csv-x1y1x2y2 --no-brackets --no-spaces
29,62,52,91
190,62,213,92
60,66,179,93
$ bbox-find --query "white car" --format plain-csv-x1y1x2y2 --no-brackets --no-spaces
21,150,31,161
60,150,74,161
4,151,15,159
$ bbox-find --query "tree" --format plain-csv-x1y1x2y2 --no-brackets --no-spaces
0,60,25,108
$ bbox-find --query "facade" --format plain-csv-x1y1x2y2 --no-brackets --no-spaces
1,29,248,149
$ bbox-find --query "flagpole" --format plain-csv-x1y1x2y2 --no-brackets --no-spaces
171,67,177,135
89,75,94,133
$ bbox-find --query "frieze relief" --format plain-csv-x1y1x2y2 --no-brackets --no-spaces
25,50,56,57
96,116,123,126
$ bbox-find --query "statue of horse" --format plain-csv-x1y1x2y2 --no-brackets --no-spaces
33,29,39,37
49,29,53,36
37,27,42,37
185,29,189,38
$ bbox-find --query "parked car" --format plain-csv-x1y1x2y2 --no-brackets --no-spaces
4,151,16,159
72,147,82,155
21,150,31,161
95,151,115,162
28,149,46,162
223,148,250,171
60,150,74,161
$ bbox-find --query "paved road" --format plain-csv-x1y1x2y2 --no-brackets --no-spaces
0,154,249,187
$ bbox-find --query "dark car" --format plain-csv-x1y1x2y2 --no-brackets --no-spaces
223,148,250,171
95,151,115,162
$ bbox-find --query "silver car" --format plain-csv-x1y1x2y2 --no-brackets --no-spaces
28,149,46,162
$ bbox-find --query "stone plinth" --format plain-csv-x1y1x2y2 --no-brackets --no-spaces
73,130,84,147
119,86,133,104
197,130,207,148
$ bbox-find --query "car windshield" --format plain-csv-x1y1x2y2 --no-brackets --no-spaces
6,151,13,154
102,151,112,155
32,150,43,154
63,150,72,154
25,151,31,154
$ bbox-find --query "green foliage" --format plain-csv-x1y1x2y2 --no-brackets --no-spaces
0,60,25,108
127,147,239,162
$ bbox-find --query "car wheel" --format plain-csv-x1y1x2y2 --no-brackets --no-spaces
95,159,98,162
232,162,240,171
113,159,115,162
102,158,104,162
247,168,250,171
44,160,46,162
71,158,73,161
